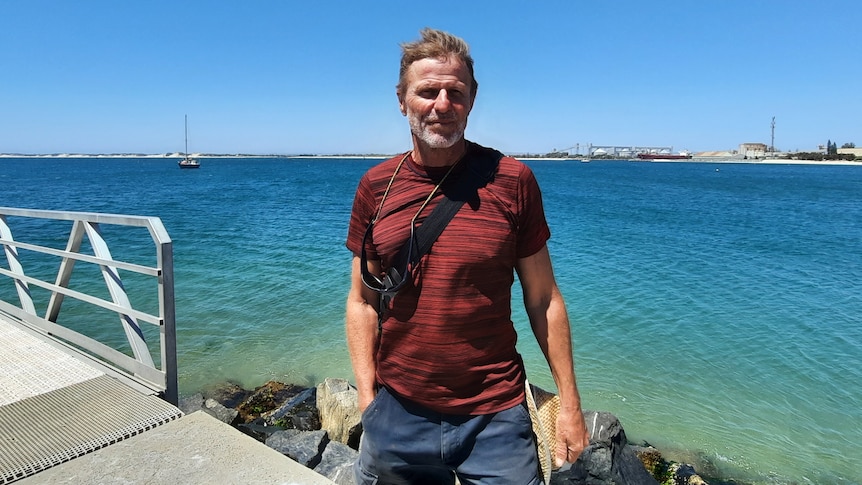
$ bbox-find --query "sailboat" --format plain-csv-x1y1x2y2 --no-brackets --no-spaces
178,115,200,169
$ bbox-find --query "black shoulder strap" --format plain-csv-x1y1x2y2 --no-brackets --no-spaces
390,143,502,279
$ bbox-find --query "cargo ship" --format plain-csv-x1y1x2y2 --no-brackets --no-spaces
636,152,692,160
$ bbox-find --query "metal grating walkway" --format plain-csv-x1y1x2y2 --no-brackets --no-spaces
0,320,104,406
0,318,182,484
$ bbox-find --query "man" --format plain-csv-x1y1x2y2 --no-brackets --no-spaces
345,28,589,484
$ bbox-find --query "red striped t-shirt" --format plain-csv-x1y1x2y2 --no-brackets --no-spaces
346,141,550,415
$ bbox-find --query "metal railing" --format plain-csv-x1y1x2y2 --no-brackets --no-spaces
0,207,177,405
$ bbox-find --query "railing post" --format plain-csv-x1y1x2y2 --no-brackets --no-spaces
159,239,178,405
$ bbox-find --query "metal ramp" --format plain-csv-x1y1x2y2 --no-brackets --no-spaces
0,319,182,484
0,207,182,482
0,209,338,484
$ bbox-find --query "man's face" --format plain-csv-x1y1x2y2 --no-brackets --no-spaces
399,55,474,149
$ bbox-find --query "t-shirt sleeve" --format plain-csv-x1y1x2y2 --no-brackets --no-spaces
515,163,551,259
345,174,377,258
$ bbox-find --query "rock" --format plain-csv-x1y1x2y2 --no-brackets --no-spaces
614,444,660,485
314,440,359,485
549,409,658,485
266,429,329,469
269,386,316,419
237,418,283,441
266,386,320,431
236,380,305,423
631,444,665,479
178,393,204,415
203,398,239,425
584,410,627,443
316,378,362,448
203,381,249,409
671,463,710,485
203,378,709,485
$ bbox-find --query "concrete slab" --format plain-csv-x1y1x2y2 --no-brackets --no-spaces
18,411,337,485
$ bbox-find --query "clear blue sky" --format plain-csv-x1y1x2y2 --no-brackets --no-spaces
2,1,859,155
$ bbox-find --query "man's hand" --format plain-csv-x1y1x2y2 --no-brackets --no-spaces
554,407,590,467
357,388,377,413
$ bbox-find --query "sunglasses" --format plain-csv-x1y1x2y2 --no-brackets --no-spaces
360,217,416,296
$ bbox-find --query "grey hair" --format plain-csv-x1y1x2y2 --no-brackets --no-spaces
397,28,478,97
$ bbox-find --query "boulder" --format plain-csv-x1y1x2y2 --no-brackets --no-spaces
237,418,282,442
671,463,710,485
178,393,204,414
203,397,239,425
266,429,328,469
314,440,359,485
550,410,658,485
316,378,362,448
236,380,305,423
631,444,665,478
266,386,319,431
203,381,249,409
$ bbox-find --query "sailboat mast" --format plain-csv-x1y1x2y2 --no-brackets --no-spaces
184,115,189,157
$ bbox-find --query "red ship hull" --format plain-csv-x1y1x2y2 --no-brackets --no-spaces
636,153,692,160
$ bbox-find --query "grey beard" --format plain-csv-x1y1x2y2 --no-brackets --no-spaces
408,112,465,149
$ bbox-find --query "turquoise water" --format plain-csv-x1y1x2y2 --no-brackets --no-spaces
1,157,860,484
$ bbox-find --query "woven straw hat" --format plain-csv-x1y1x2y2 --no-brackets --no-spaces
526,381,560,484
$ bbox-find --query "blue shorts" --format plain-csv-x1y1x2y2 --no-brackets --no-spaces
354,387,542,485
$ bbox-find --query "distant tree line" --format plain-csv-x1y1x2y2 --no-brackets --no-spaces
786,152,856,161
783,140,857,161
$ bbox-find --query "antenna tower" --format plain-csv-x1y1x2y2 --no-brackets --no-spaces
770,117,776,153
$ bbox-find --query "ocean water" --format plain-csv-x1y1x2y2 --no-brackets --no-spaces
1,157,860,484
